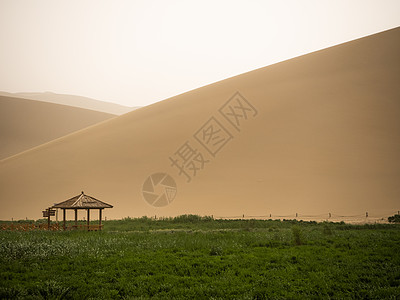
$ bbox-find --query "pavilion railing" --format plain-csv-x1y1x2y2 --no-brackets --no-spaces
0,223,103,231
0,223,61,231
67,224,103,231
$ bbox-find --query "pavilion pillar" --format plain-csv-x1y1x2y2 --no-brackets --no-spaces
47,208,51,230
99,209,103,231
74,209,78,228
63,209,66,231
87,209,90,231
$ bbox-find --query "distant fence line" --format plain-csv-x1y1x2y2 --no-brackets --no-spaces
1,211,398,229
213,212,396,224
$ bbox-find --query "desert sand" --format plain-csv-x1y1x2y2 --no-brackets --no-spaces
0,91,136,115
0,95,115,160
0,27,399,220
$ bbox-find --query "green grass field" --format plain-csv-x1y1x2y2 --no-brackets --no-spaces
1,216,399,299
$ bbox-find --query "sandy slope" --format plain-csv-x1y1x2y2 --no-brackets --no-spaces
0,96,115,160
0,92,136,115
1,27,399,220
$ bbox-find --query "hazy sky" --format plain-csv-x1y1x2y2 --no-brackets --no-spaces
0,0,399,107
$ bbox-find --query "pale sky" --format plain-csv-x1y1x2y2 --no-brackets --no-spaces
0,0,399,107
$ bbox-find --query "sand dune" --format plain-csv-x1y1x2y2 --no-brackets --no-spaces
0,96,115,160
1,27,399,220
0,91,136,115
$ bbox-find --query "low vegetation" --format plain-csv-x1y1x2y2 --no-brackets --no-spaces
0,216,399,299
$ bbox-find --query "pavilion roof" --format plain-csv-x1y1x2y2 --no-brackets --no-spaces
53,192,113,209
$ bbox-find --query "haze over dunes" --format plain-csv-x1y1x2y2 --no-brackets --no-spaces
0,91,136,115
0,95,115,160
1,27,399,220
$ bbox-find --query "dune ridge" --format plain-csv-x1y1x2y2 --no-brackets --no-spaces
0,95,116,160
0,91,136,115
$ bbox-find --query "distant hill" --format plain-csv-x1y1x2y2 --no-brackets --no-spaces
0,95,116,160
0,91,137,115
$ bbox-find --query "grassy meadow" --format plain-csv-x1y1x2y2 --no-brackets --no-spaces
0,216,399,299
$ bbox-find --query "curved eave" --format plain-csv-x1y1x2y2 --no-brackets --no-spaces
52,205,113,209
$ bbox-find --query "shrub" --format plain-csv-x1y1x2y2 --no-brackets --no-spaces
292,226,303,246
209,245,223,256
172,215,213,223
322,223,333,235
388,214,400,223
35,280,70,300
